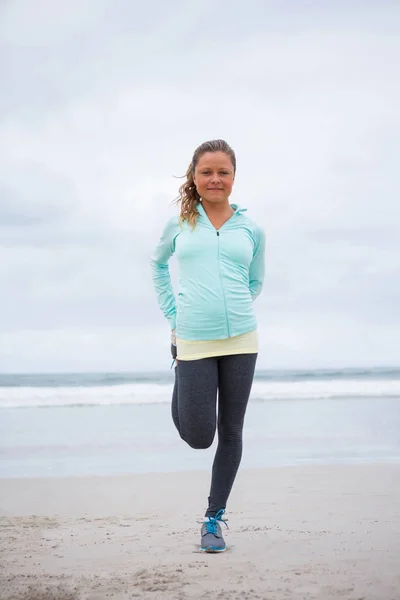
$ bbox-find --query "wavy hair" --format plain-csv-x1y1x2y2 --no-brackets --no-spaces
175,139,236,228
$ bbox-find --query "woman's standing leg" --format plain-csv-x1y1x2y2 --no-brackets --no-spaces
206,353,258,516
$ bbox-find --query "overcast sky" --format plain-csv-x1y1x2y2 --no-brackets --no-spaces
1,0,399,373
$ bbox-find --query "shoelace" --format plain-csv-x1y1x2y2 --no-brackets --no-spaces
204,509,229,535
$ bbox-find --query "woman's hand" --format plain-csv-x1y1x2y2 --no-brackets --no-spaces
171,330,177,360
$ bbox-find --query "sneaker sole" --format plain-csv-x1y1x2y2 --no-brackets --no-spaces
200,546,227,553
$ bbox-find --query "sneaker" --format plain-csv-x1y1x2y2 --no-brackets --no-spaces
200,509,228,553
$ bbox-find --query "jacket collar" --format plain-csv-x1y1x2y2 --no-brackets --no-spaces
197,202,247,219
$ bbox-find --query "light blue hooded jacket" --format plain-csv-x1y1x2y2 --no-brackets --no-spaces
151,202,265,341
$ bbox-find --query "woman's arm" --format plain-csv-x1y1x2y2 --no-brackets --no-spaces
249,225,266,301
150,218,180,330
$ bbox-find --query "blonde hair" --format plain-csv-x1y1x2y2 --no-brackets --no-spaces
175,139,236,228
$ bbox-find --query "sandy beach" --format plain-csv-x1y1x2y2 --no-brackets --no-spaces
1,464,399,600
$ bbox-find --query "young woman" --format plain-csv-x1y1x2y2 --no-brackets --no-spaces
151,139,265,552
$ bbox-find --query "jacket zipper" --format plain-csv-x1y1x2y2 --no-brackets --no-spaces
216,231,230,337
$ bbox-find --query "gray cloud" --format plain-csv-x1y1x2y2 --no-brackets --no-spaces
0,0,399,372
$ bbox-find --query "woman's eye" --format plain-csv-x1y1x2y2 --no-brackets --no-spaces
200,170,229,175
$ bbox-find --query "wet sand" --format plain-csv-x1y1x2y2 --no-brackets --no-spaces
1,465,399,599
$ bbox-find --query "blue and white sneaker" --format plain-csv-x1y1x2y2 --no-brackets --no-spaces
200,509,228,553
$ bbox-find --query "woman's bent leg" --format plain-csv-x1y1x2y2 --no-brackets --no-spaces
206,353,258,516
171,358,219,449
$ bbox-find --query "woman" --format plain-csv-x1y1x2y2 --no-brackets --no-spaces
151,139,265,552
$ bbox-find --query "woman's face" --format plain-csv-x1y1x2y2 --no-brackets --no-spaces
193,151,235,204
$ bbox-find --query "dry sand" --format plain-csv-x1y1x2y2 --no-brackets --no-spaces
1,465,399,600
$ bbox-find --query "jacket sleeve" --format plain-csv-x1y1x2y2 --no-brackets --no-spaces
150,217,179,330
249,225,266,301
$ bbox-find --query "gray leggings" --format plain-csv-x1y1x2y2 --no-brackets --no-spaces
172,353,258,517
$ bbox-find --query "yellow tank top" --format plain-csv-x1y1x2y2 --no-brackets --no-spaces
177,330,258,361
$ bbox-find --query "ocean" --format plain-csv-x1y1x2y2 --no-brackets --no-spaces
1,367,400,478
